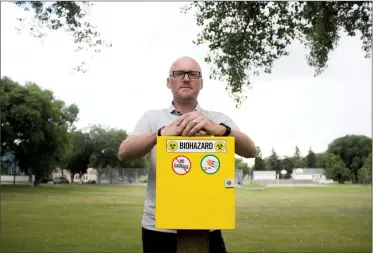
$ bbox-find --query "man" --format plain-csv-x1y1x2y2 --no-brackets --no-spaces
118,56,256,253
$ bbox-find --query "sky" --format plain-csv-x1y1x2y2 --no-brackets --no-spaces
1,2,372,165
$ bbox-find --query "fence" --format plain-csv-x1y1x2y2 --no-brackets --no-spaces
97,168,149,184
1,175,35,185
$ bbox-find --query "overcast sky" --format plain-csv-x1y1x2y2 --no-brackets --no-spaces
1,2,371,164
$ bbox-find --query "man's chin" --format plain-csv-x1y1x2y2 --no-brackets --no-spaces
178,95,195,101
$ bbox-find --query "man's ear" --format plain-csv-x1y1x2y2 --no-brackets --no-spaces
166,78,171,89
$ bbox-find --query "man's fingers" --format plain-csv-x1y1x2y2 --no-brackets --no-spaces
197,130,207,135
194,130,207,136
174,114,188,126
182,119,197,136
187,118,206,136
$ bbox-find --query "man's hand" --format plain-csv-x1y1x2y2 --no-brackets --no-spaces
178,111,226,136
161,116,207,136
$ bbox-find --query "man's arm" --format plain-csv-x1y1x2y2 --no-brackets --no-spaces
118,111,206,162
209,113,256,158
209,122,255,158
118,111,156,162
224,128,256,158
118,133,157,162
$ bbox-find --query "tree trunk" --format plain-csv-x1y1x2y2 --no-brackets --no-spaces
13,162,16,185
29,168,34,188
13,167,16,185
176,230,209,253
97,168,101,184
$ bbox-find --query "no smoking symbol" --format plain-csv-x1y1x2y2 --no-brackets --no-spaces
172,156,191,176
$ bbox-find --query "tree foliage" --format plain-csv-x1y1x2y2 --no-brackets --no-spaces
66,125,149,175
281,156,294,179
253,134,371,183
0,77,149,182
327,134,372,181
0,77,79,180
305,147,317,168
315,152,328,168
358,153,372,184
253,146,265,171
268,148,281,173
13,1,111,73
325,153,351,183
183,1,372,105
293,145,306,168
235,157,249,176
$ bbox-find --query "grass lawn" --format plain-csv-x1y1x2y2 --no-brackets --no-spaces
1,184,371,252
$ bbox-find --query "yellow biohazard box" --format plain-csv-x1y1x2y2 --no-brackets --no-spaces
155,136,236,230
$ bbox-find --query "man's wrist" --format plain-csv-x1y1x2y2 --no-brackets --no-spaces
210,124,226,136
158,126,166,136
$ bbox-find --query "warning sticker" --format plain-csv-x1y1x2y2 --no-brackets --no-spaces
214,141,225,152
166,140,226,153
172,156,191,175
168,141,178,152
200,155,220,175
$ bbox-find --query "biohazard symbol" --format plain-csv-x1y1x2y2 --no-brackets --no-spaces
167,141,178,152
214,141,225,152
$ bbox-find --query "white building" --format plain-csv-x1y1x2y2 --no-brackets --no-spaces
292,168,326,182
52,168,72,183
73,168,98,183
253,170,277,180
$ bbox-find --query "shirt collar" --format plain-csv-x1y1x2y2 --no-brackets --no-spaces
168,101,202,116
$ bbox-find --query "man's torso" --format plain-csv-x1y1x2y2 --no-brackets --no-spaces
129,104,239,233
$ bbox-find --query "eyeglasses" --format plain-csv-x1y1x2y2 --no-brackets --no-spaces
170,70,201,79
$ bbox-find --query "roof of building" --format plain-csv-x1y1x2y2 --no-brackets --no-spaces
293,168,325,175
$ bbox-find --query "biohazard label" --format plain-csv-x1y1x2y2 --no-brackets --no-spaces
166,140,226,153
200,155,220,174
172,156,191,175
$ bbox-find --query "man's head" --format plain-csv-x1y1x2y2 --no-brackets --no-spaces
167,56,203,103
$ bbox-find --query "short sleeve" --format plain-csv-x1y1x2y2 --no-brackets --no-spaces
128,110,155,136
209,112,240,131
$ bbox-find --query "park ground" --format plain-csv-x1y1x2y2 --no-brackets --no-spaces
1,184,371,252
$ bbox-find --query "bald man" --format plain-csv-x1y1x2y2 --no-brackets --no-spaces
118,56,256,253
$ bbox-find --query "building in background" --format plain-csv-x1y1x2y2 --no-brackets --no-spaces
292,168,326,182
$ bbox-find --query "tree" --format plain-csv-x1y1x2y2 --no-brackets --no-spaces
66,130,95,175
12,2,111,73
293,145,306,168
325,153,351,183
0,77,79,181
305,147,317,168
327,134,372,182
183,2,372,105
358,153,372,184
281,156,294,179
66,125,149,181
253,146,265,171
268,148,281,173
235,157,249,176
315,152,328,168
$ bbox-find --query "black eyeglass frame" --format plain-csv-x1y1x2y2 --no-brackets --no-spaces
169,70,202,79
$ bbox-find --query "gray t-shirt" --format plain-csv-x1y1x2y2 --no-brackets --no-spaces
129,103,240,233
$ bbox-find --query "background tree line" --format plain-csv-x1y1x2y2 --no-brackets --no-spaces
1,77,148,182
1,76,371,184
253,136,372,184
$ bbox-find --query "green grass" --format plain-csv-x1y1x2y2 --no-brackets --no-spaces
1,184,371,252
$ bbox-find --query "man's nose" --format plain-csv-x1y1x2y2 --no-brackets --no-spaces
182,73,191,82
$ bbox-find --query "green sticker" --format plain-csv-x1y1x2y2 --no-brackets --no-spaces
200,154,220,174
